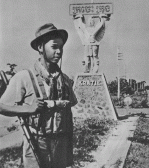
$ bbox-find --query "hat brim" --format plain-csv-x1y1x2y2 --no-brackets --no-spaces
31,29,68,51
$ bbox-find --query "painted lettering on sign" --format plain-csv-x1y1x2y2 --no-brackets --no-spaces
72,6,94,14
69,3,113,15
73,74,117,120
78,80,101,86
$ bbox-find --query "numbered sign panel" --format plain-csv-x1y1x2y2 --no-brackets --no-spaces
73,73,117,120
69,3,113,15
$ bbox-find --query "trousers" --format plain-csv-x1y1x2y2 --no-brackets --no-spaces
23,134,68,168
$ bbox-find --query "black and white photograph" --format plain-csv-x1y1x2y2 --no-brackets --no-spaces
0,0,149,168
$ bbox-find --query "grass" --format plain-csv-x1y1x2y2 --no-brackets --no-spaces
113,158,123,168
73,116,116,167
2,114,149,168
0,146,23,168
123,116,149,168
0,117,116,168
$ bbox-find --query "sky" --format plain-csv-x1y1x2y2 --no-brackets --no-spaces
0,0,149,84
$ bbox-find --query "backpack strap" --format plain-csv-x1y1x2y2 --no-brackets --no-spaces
27,69,48,100
27,69,48,136
35,74,48,100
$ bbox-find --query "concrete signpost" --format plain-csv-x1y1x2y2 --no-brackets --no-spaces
73,73,117,120
70,3,117,120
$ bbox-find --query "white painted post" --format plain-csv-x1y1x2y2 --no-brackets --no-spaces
124,62,126,79
117,47,120,100
90,0,94,73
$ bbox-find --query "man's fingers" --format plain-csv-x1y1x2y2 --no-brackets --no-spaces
65,100,70,103
36,98,44,104
33,98,44,103
37,98,44,103
55,100,70,107
35,99,70,109
37,98,44,101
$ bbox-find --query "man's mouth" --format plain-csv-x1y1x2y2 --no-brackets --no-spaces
54,57,60,60
54,56,61,59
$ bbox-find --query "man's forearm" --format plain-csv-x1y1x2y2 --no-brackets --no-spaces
0,103,33,116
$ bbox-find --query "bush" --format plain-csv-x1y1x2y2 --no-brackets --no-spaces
111,96,119,106
0,146,23,168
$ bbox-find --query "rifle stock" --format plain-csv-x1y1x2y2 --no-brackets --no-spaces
0,70,42,168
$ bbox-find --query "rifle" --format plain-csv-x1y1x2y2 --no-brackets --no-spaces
20,117,42,168
0,70,43,168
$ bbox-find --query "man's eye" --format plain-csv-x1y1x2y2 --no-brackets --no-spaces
52,46,57,49
52,46,63,50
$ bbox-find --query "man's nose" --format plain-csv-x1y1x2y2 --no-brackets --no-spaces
56,48,61,53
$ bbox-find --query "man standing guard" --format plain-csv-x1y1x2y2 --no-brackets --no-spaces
0,23,77,168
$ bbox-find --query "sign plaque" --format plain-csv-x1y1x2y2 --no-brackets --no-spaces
69,3,113,15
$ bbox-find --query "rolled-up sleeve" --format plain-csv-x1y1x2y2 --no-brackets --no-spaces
0,72,26,105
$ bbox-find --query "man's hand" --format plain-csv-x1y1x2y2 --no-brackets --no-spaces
44,100,55,108
55,100,70,108
29,98,45,114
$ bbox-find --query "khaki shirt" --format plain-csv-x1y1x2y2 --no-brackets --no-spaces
0,70,77,134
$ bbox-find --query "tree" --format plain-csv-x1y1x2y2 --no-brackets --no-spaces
145,85,149,90
108,79,117,95
5,63,17,77
108,78,134,95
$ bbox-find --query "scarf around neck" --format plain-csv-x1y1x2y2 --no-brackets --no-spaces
34,59,68,100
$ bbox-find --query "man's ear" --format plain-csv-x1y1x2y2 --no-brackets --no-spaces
37,44,43,53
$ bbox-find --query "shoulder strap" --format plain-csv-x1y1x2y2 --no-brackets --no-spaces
27,69,48,100
36,74,48,100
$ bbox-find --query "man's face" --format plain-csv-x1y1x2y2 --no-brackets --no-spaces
43,37,64,64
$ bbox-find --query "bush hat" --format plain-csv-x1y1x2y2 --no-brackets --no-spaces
31,23,68,51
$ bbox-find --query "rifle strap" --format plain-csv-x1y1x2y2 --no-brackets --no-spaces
27,69,47,133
